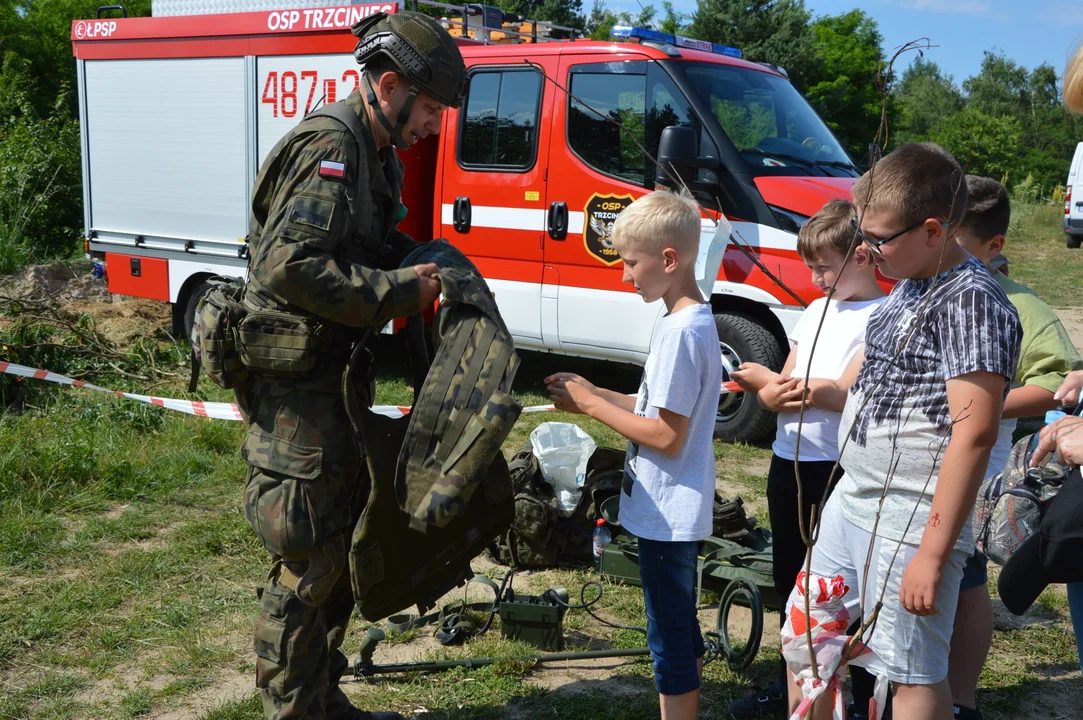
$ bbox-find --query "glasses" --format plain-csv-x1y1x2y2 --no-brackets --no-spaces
849,216,925,253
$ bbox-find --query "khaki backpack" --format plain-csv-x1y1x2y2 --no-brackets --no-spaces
486,442,625,569
346,240,523,621
487,442,767,570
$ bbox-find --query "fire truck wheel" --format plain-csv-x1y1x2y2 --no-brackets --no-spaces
713,312,784,445
1067,234,1082,249
182,279,214,345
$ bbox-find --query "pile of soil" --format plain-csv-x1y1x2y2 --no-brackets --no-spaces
0,261,174,349
0,260,112,305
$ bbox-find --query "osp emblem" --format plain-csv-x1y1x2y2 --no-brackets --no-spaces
583,193,635,266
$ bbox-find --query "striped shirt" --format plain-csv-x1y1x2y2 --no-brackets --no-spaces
834,256,1022,551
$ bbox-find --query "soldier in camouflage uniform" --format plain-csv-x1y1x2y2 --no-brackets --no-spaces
238,12,465,720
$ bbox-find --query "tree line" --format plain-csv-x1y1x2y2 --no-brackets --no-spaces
0,0,1078,271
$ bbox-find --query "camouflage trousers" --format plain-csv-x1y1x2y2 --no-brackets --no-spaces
240,384,369,720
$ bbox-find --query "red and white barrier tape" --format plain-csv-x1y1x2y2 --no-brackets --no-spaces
0,360,741,421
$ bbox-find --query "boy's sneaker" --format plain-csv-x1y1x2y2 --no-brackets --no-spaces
954,705,982,720
727,681,787,718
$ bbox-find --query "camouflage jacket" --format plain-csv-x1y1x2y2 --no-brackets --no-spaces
246,90,419,331
242,91,421,392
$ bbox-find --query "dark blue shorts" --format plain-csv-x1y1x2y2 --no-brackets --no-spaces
638,537,706,696
960,549,989,592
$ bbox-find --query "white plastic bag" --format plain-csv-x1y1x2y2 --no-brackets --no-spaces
694,214,732,302
529,422,597,513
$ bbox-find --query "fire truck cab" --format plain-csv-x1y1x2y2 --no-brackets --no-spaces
72,1,860,443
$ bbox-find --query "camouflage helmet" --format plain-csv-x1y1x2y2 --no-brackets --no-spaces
351,12,467,109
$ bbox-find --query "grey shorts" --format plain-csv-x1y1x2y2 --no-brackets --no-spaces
785,498,968,685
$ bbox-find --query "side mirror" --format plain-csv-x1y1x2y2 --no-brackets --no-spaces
657,126,697,190
656,126,720,193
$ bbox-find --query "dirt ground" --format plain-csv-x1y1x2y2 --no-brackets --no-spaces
1053,306,1083,355
0,260,174,346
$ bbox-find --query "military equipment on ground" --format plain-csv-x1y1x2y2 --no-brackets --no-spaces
486,442,625,569
497,590,568,651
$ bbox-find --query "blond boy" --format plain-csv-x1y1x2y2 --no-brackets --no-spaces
546,190,722,720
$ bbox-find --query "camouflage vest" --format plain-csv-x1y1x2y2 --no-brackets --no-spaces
234,97,405,392
345,240,523,621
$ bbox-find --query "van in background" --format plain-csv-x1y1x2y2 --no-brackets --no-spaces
1065,141,1083,248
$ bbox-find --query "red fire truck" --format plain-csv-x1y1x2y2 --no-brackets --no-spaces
71,1,860,442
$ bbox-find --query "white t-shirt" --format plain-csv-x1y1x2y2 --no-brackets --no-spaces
619,303,723,542
772,296,885,462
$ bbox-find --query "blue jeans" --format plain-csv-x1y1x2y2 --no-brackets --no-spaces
638,537,706,695
1068,582,1083,674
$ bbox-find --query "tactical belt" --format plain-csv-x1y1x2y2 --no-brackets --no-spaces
276,564,304,593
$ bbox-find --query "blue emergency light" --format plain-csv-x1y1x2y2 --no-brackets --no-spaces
610,26,742,59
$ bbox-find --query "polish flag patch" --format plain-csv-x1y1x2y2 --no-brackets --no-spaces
319,160,346,178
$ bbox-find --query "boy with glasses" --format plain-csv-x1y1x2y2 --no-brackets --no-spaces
786,143,1021,720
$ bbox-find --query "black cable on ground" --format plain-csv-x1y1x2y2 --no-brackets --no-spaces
547,574,764,673
474,569,515,637
712,576,763,672
545,580,647,634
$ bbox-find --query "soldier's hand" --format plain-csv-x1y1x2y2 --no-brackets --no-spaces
414,263,441,313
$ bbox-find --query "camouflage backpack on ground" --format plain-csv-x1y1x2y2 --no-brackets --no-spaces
189,276,249,391
486,442,626,569
487,443,765,570
974,432,1069,566
346,240,523,622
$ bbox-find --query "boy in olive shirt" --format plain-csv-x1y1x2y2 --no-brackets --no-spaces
949,174,1083,720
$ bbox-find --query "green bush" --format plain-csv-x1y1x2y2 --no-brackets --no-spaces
0,52,82,274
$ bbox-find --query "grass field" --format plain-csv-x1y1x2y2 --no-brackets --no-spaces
1005,199,1083,308
0,199,1079,719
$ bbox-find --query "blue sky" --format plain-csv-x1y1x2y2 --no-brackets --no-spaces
610,0,1083,86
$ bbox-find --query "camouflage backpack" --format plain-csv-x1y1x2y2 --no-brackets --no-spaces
346,240,523,622
190,276,249,391
973,432,1069,566
487,443,765,569
486,442,625,569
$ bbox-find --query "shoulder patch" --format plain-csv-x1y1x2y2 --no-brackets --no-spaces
319,160,346,179
288,195,336,233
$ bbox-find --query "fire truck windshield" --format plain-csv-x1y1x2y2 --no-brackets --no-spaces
678,61,859,178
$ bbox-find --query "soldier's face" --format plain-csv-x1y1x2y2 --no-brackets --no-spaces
375,72,448,148
399,91,448,146
385,81,447,147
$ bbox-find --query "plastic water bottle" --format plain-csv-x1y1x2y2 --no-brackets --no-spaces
1045,409,1068,465
592,518,611,571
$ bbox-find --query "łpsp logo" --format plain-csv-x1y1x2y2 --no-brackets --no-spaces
74,20,118,39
